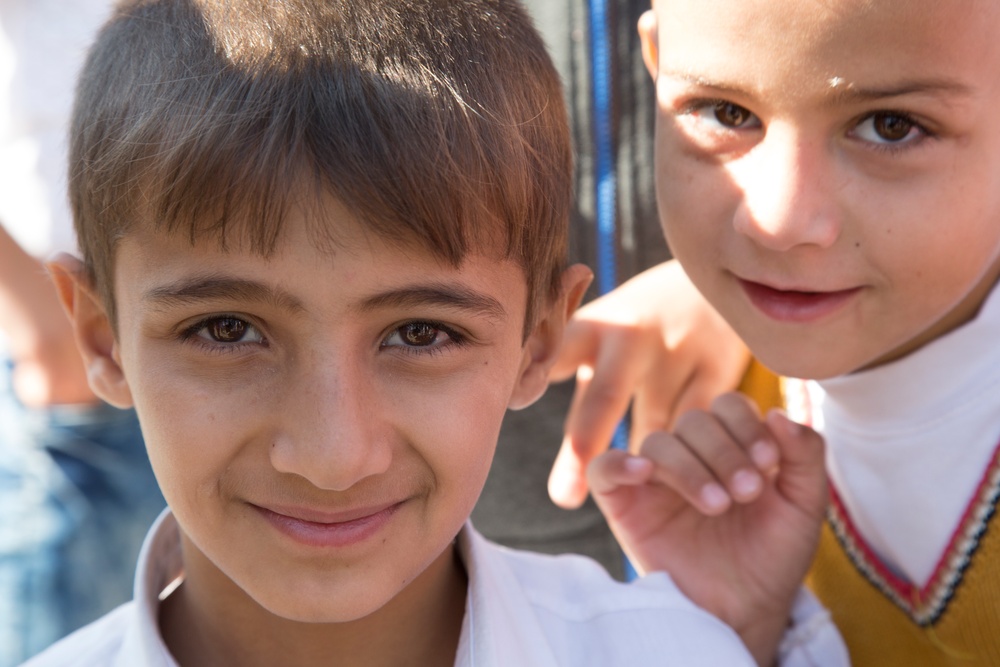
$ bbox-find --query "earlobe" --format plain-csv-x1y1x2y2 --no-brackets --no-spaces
508,264,593,410
47,255,134,409
638,9,659,80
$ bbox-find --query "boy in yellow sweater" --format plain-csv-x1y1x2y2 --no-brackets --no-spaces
570,0,1000,665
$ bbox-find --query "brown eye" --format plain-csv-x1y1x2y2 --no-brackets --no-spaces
713,101,754,128
871,112,913,142
209,317,247,342
401,322,439,346
381,321,462,353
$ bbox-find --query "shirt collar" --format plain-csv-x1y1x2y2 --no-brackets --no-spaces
124,511,557,666
454,524,559,667
120,508,182,667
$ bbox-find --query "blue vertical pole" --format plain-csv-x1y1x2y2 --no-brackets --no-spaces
588,0,637,581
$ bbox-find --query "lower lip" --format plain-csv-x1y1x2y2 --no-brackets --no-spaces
739,279,861,323
254,503,403,549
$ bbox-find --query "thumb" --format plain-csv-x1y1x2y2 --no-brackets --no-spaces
765,409,828,519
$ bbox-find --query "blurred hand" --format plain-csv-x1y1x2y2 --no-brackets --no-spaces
547,259,749,508
588,394,828,667
0,227,96,407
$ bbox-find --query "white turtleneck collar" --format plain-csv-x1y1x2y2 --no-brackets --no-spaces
799,284,1000,586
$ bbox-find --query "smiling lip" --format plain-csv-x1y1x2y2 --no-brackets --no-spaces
253,501,405,548
738,278,861,323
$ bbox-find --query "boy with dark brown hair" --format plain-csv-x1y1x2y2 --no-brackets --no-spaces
24,1,768,664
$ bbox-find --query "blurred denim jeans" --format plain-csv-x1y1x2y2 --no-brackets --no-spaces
0,358,165,666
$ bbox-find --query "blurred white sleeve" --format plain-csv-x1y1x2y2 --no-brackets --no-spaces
778,587,851,667
0,0,115,258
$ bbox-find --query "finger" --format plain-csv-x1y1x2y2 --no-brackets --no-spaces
548,364,602,508
585,451,658,557
667,360,747,429
673,406,764,503
548,435,591,508
550,334,653,507
640,431,733,515
628,356,696,450
710,392,780,475
765,409,828,519
548,317,599,382
567,328,653,439
586,449,654,497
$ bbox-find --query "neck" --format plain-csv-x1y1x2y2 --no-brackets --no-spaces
160,536,468,667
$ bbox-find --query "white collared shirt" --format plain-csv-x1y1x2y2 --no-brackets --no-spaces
24,510,757,666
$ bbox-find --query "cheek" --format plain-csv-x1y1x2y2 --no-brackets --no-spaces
127,356,263,508
380,359,517,487
867,177,1000,295
655,132,734,247
398,373,509,442
656,165,733,275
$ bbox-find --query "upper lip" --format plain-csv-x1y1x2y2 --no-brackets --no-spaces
253,501,405,524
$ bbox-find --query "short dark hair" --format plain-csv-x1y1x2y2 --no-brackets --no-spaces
70,0,571,334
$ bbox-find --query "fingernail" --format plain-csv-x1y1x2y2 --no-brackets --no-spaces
731,469,762,499
750,440,778,470
701,483,730,512
623,456,650,475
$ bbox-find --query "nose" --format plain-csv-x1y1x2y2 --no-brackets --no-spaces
732,125,842,251
269,355,392,491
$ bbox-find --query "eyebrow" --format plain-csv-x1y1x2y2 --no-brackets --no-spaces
356,285,507,320
144,277,507,320
825,79,974,105
660,70,974,106
144,276,305,313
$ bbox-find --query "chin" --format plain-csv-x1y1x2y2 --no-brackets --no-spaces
249,581,397,624
751,346,858,382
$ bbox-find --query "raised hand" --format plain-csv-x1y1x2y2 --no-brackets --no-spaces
588,392,828,666
547,260,749,508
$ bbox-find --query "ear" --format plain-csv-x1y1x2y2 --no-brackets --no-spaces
508,264,593,410
638,9,659,80
47,254,134,408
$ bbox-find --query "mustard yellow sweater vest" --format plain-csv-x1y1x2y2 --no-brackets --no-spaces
809,470,1000,666
740,363,1000,666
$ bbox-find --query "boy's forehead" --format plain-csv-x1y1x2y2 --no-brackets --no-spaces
652,0,1000,83
116,192,519,284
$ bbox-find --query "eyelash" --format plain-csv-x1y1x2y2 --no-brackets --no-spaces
677,98,933,154
380,321,469,358
178,316,471,359
678,98,759,130
179,314,267,356
849,110,932,155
